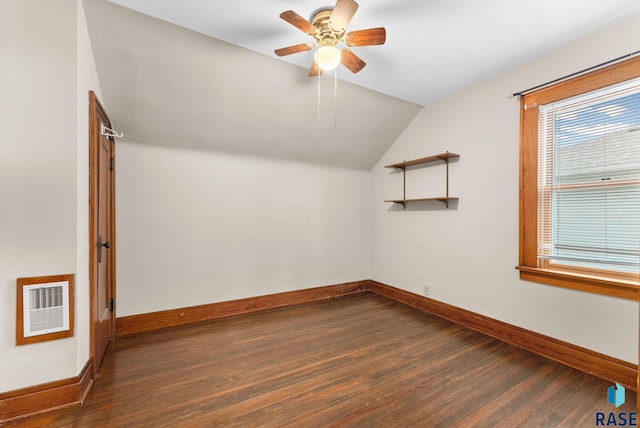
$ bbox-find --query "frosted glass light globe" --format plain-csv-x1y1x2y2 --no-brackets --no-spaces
314,46,341,71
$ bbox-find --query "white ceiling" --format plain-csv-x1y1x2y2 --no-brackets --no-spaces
84,0,423,170
84,0,640,170
106,0,640,106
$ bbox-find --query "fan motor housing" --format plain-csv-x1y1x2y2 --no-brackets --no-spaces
311,9,345,46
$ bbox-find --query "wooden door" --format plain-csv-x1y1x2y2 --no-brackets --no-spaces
89,91,116,372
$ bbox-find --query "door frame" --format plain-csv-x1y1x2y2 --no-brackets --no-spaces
89,91,116,374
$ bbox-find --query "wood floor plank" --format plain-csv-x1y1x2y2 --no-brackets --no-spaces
5,293,636,427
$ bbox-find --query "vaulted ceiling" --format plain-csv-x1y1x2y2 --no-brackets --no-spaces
83,0,640,170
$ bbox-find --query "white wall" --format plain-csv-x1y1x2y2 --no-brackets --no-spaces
0,0,101,393
371,12,640,363
0,0,78,392
115,143,370,316
1,0,637,398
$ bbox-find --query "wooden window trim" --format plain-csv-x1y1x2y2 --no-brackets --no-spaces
518,56,640,301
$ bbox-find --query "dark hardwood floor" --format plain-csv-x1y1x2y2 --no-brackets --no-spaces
6,293,636,427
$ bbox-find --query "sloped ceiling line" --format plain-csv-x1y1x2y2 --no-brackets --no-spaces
84,0,640,170
83,0,423,171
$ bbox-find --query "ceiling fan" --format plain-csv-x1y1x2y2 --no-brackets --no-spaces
274,0,386,76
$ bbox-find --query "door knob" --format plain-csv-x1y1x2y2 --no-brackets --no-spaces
98,234,110,263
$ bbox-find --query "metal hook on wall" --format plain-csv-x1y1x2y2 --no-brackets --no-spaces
101,123,124,138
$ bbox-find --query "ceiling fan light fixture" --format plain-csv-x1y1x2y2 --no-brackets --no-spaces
314,45,341,71
276,0,384,76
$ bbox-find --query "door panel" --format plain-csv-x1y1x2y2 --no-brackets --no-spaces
90,91,115,371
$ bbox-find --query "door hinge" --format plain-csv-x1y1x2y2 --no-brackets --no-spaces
109,157,114,172
109,298,114,312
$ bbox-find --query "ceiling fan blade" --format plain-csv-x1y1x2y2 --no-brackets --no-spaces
279,10,316,35
330,0,359,31
340,49,366,73
346,27,386,46
309,59,323,77
274,44,313,57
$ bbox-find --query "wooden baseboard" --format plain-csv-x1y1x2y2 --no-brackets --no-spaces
366,280,637,391
78,360,94,404
116,280,368,336
116,278,636,390
116,278,635,390
5,279,635,422
0,360,93,423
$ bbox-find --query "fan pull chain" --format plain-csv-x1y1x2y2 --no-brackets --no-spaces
315,71,338,128
317,73,321,121
334,70,338,131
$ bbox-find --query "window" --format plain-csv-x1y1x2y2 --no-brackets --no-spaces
518,57,640,300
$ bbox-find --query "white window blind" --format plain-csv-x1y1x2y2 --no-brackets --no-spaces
537,78,640,273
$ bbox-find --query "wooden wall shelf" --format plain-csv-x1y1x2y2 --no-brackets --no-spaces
384,151,459,209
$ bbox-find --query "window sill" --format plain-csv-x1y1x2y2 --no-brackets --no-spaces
516,266,639,301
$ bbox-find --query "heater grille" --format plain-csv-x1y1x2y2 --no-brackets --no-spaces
23,281,69,337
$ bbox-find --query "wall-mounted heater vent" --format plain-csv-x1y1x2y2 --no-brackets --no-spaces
23,281,69,337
